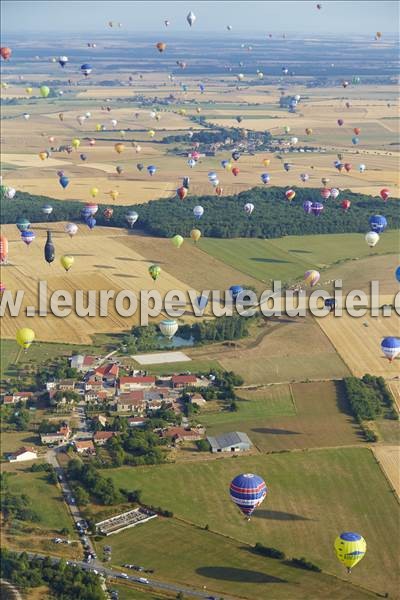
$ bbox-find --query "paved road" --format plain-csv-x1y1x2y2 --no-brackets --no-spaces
25,552,219,599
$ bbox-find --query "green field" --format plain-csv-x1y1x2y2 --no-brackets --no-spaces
199,384,296,429
5,466,74,533
110,584,173,600
201,381,362,451
200,231,399,283
102,447,399,596
97,518,374,600
133,359,220,376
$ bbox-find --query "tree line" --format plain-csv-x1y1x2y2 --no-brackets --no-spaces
2,186,398,240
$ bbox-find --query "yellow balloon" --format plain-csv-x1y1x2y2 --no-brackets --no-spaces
39,152,47,161
171,235,184,248
196,107,201,114
148,130,155,138
90,187,99,198
109,190,119,201
225,162,233,172
95,124,102,132
16,327,35,350
60,255,74,272
25,87,33,95
40,85,50,98
114,143,125,154
72,138,81,149
262,158,270,167
334,533,366,572
190,229,201,242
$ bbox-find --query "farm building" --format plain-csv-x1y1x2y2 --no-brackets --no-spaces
171,375,199,388
93,431,117,445
207,432,253,453
2,391,33,405
75,440,95,455
8,447,38,462
70,354,96,372
40,424,71,445
119,376,156,392
116,391,146,414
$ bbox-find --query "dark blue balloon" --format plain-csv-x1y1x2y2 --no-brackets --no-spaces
230,285,244,299
86,217,96,230
396,266,400,283
59,176,69,189
369,214,387,234
230,473,267,517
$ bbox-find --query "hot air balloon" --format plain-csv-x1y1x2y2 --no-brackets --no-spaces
86,216,96,230
156,42,167,53
305,128,312,136
109,190,119,201
190,228,201,243
311,202,324,216
171,235,184,248
16,218,30,232
114,143,124,154
232,150,241,161
60,255,74,272
186,11,196,26
89,138,96,147
337,119,344,126
159,319,179,339
261,173,270,184
85,203,98,216
283,163,292,172
345,102,351,109
330,188,340,200
21,230,35,246
230,285,244,299
147,165,156,176
341,199,351,212
148,129,156,138
303,201,313,214
125,211,139,228
72,138,80,150
58,112,64,121
81,63,92,76
208,171,218,182
64,222,78,238
215,186,223,196
177,186,188,200
149,264,161,281
290,136,298,145
193,205,204,219
229,473,267,519
136,163,144,172
353,127,361,135
89,187,99,199
187,158,196,169
1,47,12,60
304,270,320,287
116,165,123,175
237,73,244,81
352,136,359,145
80,153,87,161
101,207,112,222
344,163,352,173
40,86,50,98
232,167,240,177
342,80,349,88
23,113,30,120
42,204,53,217
164,19,170,27
365,231,380,247
369,215,387,233
381,337,400,362
236,115,243,124
320,188,331,200
285,189,296,202
39,151,48,161
358,164,366,173
44,230,55,263
0,235,9,264
335,532,366,573
16,327,35,351
110,119,118,128
59,176,69,189
58,55,68,67
380,188,390,201
262,158,270,167
244,203,254,215
5,187,16,199
395,266,400,282
300,173,309,183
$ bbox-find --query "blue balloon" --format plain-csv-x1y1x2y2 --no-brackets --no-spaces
147,165,156,176
81,208,91,221
381,336,400,361
81,63,92,76
396,266,400,283
86,216,96,230
230,473,267,517
229,285,244,299
352,136,359,145
369,215,387,233
261,173,270,184
303,200,313,214
59,176,69,189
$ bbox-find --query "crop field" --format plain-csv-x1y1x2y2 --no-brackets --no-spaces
103,447,399,596
200,231,399,284
214,316,350,384
317,310,399,377
202,381,362,451
96,517,374,600
372,446,400,498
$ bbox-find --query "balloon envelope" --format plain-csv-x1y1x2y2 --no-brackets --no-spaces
230,473,267,517
16,327,35,350
304,270,320,287
381,337,400,362
334,533,366,572
61,255,74,271
369,215,387,233
159,319,178,339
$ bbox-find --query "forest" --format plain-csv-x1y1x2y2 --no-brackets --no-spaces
1,186,399,239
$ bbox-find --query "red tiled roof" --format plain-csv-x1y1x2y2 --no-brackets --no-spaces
11,446,37,457
83,355,96,366
171,375,197,385
13,392,33,398
119,376,155,385
95,363,119,377
127,417,147,424
117,391,145,405
75,440,95,450
163,427,199,439
93,431,115,441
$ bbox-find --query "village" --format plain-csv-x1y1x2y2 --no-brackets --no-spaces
2,353,253,465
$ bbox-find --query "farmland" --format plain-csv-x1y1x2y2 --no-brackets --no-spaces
103,447,399,596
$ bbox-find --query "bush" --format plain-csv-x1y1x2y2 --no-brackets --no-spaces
289,557,321,572
254,543,285,559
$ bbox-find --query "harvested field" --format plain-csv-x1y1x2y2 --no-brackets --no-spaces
373,445,400,498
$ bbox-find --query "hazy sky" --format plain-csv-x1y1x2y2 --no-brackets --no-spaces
2,1,399,35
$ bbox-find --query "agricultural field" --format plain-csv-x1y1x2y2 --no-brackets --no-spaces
202,381,362,452
372,445,400,498
96,518,374,600
103,447,399,597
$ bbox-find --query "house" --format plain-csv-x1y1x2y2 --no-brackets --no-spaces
8,447,38,462
116,391,146,415
93,431,117,446
70,354,96,372
93,414,108,428
119,376,156,393
207,432,252,453
40,423,71,445
190,393,206,407
75,440,96,454
171,375,198,389
58,379,76,391
2,391,33,405
162,427,203,443
127,417,147,428
94,363,119,384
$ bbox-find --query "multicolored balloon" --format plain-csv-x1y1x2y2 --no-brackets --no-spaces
334,533,366,573
229,473,267,518
381,337,400,362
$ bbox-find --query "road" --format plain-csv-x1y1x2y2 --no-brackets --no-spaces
25,552,220,599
